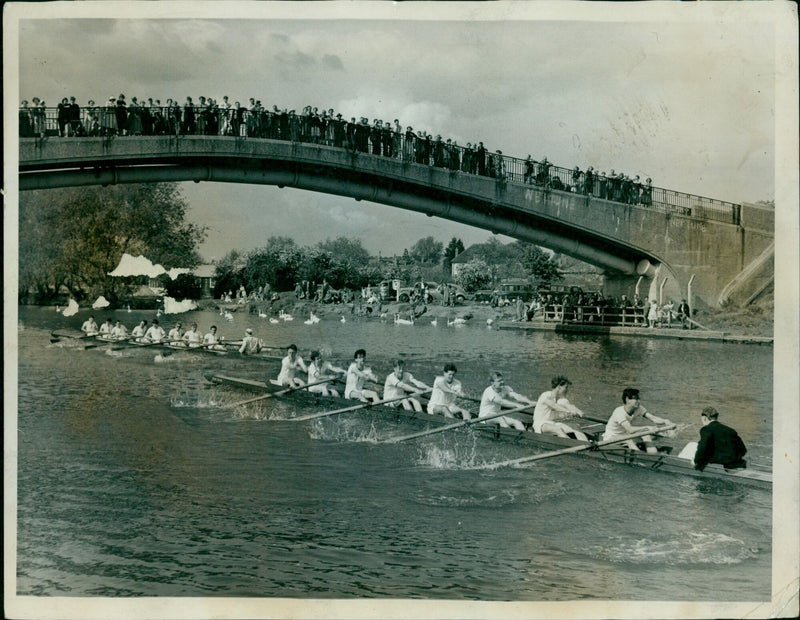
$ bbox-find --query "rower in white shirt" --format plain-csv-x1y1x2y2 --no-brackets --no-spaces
427,363,472,419
98,318,114,339
307,350,346,397
532,375,588,441
383,359,430,412
479,372,533,431
344,349,380,404
238,328,263,355
131,320,148,342
182,323,202,347
110,320,128,341
202,325,225,350
81,315,99,336
272,344,308,388
143,319,166,343
167,322,183,343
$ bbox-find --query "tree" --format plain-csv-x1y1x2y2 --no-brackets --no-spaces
409,236,444,264
454,259,493,292
19,184,206,304
164,273,203,300
443,237,465,261
518,243,562,285
213,250,245,298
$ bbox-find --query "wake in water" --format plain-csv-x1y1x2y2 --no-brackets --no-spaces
588,530,759,566
307,417,380,443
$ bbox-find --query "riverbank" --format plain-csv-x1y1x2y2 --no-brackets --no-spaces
207,295,774,341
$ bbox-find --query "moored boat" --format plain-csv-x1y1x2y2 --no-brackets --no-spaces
205,372,772,490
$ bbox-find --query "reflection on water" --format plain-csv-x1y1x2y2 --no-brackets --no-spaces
14,306,772,600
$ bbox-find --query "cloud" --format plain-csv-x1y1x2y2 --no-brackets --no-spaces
322,54,344,71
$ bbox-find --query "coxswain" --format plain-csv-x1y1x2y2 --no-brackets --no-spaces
532,376,589,441
81,315,99,336
143,319,166,343
692,407,747,471
383,359,430,412
602,388,672,454
307,350,346,397
272,344,308,388
427,363,471,420
238,328,263,355
479,372,533,430
344,349,380,403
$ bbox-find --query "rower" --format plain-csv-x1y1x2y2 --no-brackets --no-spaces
202,325,225,350
131,320,148,342
344,349,380,403
427,363,472,420
110,320,128,341
479,372,533,430
272,344,308,388
182,323,201,347
98,317,114,339
602,387,672,454
168,321,183,343
143,319,166,343
307,350,346,397
532,376,589,441
238,328,263,355
383,359,431,412
81,315,99,336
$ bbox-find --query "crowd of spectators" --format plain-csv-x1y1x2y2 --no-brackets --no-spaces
526,290,683,327
20,94,655,206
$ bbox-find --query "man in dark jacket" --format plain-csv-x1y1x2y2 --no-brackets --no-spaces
694,407,747,471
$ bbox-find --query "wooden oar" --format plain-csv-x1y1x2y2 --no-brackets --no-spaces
51,331,96,343
470,424,677,470
219,378,335,409
381,401,536,444
109,338,185,351
292,389,433,422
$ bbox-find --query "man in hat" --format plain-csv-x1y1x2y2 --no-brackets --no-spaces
693,407,747,471
239,327,263,355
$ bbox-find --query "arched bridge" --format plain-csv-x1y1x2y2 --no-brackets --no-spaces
18,135,774,307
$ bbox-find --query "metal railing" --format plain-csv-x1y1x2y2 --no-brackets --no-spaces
19,105,741,225
539,303,682,327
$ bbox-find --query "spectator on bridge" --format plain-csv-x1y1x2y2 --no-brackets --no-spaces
127,97,143,135
598,171,608,199
641,178,653,206
536,157,551,186
476,142,487,175
524,155,534,184
68,97,81,136
584,166,595,196
392,120,402,157
115,94,128,136
494,150,506,180
57,98,71,137
19,100,34,137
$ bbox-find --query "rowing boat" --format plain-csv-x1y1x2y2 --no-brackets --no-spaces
205,372,772,490
51,331,283,360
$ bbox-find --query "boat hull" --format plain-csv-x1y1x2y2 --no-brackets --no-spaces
206,373,772,490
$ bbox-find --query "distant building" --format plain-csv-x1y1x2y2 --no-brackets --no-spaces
193,264,216,298
449,245,485,278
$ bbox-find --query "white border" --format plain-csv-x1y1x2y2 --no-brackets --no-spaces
4,2,799,619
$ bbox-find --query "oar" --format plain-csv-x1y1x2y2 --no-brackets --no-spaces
51,331,96,343
109,338,184,351
470,424,677,470
292,389,433,422
381,401,536,444
219,378,335,409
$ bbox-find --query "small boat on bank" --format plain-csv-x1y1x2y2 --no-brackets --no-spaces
205,372,772,490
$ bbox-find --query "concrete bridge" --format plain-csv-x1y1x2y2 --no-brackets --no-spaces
18,135,774,308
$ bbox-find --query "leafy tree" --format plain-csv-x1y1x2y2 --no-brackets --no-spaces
317,237,371,264
164,273,203,300
454,259,493,292
409,236,443,264
213,250,245,298
19,184,205,304
443,237,465,261
518,243,562,285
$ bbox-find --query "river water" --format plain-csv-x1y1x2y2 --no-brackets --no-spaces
12,306,773,602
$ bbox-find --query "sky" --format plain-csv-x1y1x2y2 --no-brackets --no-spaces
14,3,778,262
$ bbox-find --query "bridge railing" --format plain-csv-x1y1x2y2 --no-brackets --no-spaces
19,105,741,225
